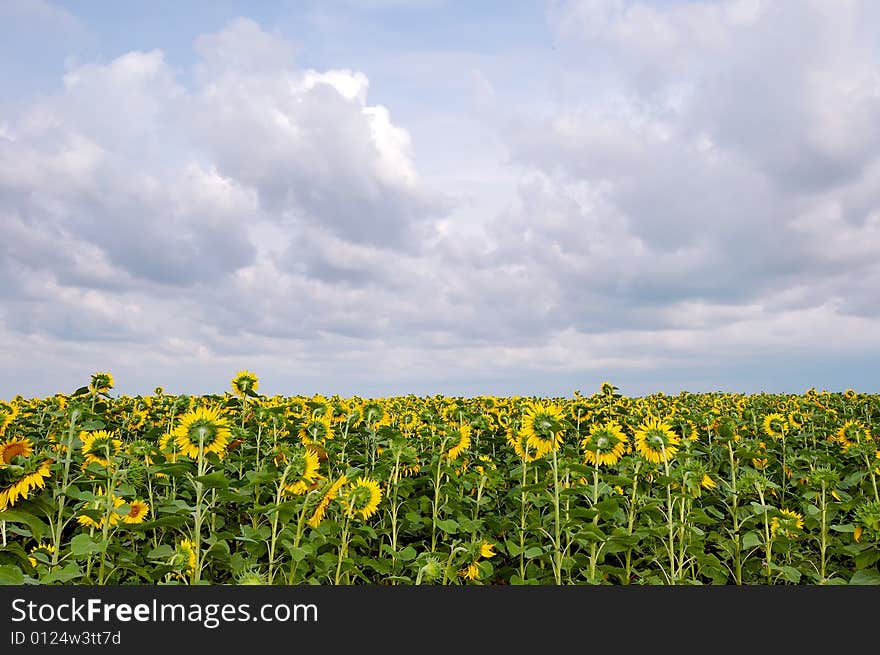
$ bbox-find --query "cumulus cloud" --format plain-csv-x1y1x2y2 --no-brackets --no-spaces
3,3,880,396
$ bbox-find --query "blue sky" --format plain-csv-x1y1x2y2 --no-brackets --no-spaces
2,0,880,399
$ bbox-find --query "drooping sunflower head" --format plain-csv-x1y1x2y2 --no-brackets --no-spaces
479,541,496,559
0,458,52,511
600,381,618,397
79,430,123,469
853,499,880,542
833,420,869,451
0,402,18,435
581,421,628,467
88,371,115,394
281,448,321,495
299,414,334,446
172,406,231,460
76,487,125,529
505,428,541,462
307,474,348,529
362,402,384,427
342,476,383,521
174,538,198,574
28,542,56,568
634,416,681,464
770,509,804,539
762,413,787,439
231,370,259,397
445,423,471,461
521,402,566,456
0,437,32,466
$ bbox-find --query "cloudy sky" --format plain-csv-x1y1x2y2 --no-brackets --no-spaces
2,0,879,399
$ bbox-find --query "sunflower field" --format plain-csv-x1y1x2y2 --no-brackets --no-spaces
1,372,879,586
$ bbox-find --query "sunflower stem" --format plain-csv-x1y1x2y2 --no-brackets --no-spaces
623,461,641,585
51,411,78,567
519,460,528,581
727,442,743,585
334,514,351,585
268,462,293,585
550,445,562,585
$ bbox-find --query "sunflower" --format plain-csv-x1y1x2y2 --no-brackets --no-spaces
0,402,19,436
299,414,334,445
581,421,628,467
762,413,787,440
634,417,681,464
308,474,348,528
771,509,804,539
445,424,471,461
282,448,321,495
28,542,56,568
342,476,383,521
0,459,52,510
80,430,123,469
459,562,481,581
121,499,150,524
172,406,231,460
0,437,32,466
88,371,114,394
76,488,126,529
521,402,566,456
505,428,541,462
231,370,259,397
479,542,496,559
701,474,717,490
833,420,870,451
175,538,197,575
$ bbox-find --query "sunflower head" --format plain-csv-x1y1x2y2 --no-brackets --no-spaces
236,567,267,585
833,421,869,451
299,414,334,446
172,406,231,460
634,416,681,464
89,372,115,394
854,500,880,542
479,541,496,559
231,370,259,397
0,458,52,511
79,430,123,469
762,413,787,439
343,476,383,521
521,402,566,456
0,402,19,435
0,437,33,466
174,538,198,574
307,474,348,529
444,423,472,461
505,428,541,462
281,447,321,495
581,421,628,467
121,499,150,524
771,509,804,539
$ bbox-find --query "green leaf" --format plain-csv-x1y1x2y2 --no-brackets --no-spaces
0,509,48,541
850,569,880,585
435,519,458,533
40,564,83,584
0,564,24,585
193,472,230,489
523,546,544,559
70,534,104,557
397,546,417,562
147,545,175,559
742,531,762,549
